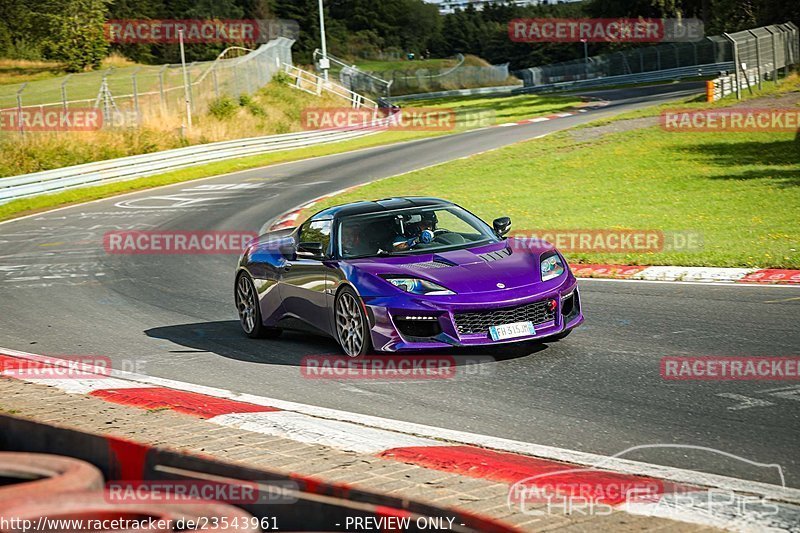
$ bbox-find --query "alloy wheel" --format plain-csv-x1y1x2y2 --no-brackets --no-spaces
236,275,257,334
336,292,364,357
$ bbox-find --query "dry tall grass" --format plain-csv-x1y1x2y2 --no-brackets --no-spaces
0,79,344,177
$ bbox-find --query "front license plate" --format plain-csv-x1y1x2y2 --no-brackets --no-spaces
489,321,536,341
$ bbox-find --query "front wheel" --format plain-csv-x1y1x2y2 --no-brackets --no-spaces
236,273,282,339
335,287,372,357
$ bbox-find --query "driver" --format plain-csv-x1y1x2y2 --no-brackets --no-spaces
392,211,438,251
341,221,374,257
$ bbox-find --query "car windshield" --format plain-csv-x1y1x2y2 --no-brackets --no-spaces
337,206,498,259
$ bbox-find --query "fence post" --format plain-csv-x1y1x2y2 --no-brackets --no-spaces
188,62,196,112
158,65,167,115
16,83,26,135
723,33,740,99
748,30,762,89
131,67,141,125
60,74,72,112
765,26,779,82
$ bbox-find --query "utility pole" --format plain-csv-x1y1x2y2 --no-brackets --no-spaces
318,0,330,81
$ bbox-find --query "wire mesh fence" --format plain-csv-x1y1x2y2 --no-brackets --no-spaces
0,37,294,132
379,63,513,95
515,23,798,88
312,50,393,97
724,23,799,97
313,50,514,97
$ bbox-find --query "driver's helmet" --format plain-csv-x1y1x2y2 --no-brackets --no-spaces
420,211,437,231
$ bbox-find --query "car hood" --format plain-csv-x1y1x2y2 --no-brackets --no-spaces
348,241,556,294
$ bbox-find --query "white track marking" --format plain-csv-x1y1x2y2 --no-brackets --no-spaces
210,411,442,454
717,393,776,411
634,266,757,283
1,347,798,506
0,373,153,394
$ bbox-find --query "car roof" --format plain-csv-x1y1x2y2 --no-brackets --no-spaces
309,197,455,220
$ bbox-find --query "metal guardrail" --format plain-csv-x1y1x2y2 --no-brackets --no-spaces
513,62,734,94
283,63,379,110
0,125,383,204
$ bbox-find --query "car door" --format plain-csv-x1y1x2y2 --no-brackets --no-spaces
280,218,335,335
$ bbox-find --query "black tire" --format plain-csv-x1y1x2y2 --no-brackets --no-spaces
235,272,282,339
334,286,372,357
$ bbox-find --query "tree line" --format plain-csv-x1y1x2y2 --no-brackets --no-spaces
0,0,796,71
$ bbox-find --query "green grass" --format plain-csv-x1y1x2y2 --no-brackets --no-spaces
0,58,206,109
398,93,582,125
304,108,800,269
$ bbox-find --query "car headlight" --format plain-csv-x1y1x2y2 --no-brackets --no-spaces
382,277,455,295
540,253,565,281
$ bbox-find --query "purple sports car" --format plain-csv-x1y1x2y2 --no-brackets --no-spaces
235,197,583,356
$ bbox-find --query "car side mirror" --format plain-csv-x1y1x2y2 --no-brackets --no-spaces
493,217,511,237
297,241,324,259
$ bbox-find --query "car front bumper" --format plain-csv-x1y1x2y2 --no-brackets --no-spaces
363,274,583,352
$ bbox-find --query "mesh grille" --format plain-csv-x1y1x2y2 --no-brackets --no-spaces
454,300,555,336
409,260,453,269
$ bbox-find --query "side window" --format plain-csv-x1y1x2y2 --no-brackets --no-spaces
298,219,332,254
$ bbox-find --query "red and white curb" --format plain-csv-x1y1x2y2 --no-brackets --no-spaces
2,347,799,531
573,264,800,285
503,100,611,127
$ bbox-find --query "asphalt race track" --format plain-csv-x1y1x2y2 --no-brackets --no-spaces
1,82,798,487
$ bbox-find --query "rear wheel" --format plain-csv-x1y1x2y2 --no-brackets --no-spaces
236,273,281,339
335,287,372,357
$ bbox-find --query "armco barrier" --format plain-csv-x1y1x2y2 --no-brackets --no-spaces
707,65,762,101
0,124,385,205
0,414,517,532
